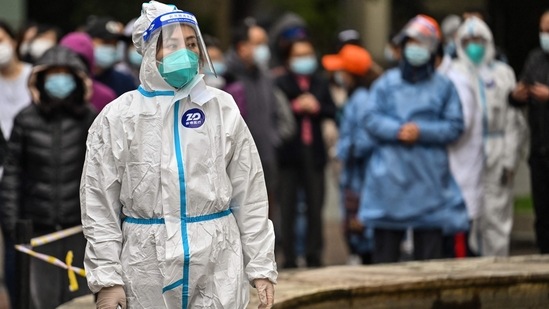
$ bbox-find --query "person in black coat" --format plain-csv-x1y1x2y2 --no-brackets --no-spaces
275,38,336,268
510,9,549,254
0,45,96,309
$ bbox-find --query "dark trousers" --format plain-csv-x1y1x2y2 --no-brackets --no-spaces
529,157,549,253
278,148,325,268
373,228,443,264
4,237,16,307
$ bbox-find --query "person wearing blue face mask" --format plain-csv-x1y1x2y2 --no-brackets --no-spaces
202,34,229,90
225,19,296,243
275,38,336,269
85,16,138,96
0,45,96,309
114,18,142,87
510,10,549,255
449,17,527,258
359,15,469,264
79,2,277,308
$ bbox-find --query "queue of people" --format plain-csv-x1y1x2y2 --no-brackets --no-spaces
0,1,548,308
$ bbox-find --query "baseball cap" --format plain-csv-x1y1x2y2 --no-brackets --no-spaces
322,44,372,76
85,16,125,41
337,29,361,45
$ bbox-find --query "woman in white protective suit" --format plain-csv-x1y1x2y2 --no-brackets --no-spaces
449,16,527,257
79,1,278,308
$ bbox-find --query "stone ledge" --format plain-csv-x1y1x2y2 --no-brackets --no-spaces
260,255,549,309
59,255,549,308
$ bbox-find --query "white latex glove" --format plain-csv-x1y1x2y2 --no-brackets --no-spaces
254,278,274,309
96,285,126,309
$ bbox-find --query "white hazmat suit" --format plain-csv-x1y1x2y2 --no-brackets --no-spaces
450,17,527,256
80,2,278,308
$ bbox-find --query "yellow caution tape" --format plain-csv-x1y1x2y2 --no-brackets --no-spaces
15,245,86,278
30,226,83,247
65,250,79,292
15,226,87,292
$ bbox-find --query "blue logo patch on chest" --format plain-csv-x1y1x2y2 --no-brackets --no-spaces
485,79,496,88
182,108,205,128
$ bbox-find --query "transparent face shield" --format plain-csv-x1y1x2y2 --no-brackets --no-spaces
143,11,216,88
395,16,440,53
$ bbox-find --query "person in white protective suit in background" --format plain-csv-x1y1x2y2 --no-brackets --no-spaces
79,1,278,308
449,16,527,257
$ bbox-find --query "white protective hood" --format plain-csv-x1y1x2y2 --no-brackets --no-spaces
80,2,278,308
455,16,496,67
132,1,214,92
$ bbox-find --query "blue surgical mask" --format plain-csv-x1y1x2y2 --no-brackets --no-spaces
45,73,76,99
94,45,119,69
404,44,431,66
212,61,227,76
290,55,317,75
540,32,549,53
128,49,142,68
465,42,486,65
253,44,270,67
158,48,199,89
205,61,227,76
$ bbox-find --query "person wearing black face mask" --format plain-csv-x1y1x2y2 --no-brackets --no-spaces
358,15,468,264
0,45,96,309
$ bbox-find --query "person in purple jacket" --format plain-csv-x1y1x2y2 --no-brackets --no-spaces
60,32,117,112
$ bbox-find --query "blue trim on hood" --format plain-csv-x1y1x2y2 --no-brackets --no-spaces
143,11,198,42
138,85,174,97
173,100,190,308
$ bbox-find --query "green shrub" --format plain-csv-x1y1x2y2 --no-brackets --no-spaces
514,195,533,214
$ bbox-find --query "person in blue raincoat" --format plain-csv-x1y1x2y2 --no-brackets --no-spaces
80,1,277,308
357,15,468,264
322,44,379,264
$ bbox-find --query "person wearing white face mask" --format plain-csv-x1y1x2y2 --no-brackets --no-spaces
0,45,96,309
0,20,32,153
18,24,60,64
0,20,32,306
85,16,138,96
359,15,468,264
510,9,549,255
